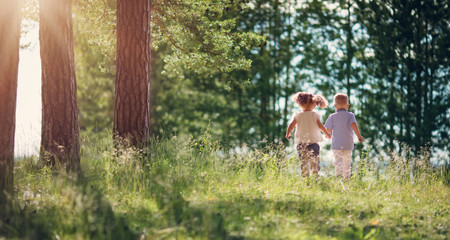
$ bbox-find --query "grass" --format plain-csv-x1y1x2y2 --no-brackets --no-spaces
1,130,449,239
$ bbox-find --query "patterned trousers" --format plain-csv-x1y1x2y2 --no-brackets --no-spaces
296,143,320,177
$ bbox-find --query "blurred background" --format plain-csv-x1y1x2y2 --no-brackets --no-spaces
15,0,449,163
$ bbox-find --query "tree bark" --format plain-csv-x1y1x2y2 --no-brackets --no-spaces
345,0,353,104
0,0,21,199
39,0,80,170
114,0,151,146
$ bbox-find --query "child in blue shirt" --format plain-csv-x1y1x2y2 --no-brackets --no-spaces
324,93,364,179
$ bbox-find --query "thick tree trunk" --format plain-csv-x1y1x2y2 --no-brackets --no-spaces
0,0,21,199
39,0,80,170
114,0,151,146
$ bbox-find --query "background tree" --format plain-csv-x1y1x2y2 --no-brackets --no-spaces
113,0,152,146
39,0,80,170
0,0,21,200
355,0,450,155
223,0,295,145
148,0,265,144
70,0,448,158
225,0,366,146
73,0,264,146
73,0,115,132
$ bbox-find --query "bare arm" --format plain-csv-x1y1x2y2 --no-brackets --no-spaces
285,119,297,140
317,119,331,139
351,122,364,142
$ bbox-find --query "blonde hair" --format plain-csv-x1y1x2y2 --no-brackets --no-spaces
291,92,328,109
334,93,349,105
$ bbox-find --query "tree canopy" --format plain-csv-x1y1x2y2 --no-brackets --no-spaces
18,0,449,157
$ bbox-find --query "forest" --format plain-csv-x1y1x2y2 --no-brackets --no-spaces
0,0,449,239
73,0,449,155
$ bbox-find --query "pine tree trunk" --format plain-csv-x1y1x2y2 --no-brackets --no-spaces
282,17,292,145
114,0,151,146
0,0,21,198
39,0,80,170
345,0,353,103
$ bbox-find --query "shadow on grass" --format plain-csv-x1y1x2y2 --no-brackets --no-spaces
203,193,442,240
0,171,136,239
128,176,239,239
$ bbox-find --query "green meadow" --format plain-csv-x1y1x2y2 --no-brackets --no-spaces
2,131,448,239
2,1,449,239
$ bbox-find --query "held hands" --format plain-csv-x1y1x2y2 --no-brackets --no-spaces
325,131,332,139
357,135,364,142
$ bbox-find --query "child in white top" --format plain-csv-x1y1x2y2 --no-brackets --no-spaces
285,92,331,177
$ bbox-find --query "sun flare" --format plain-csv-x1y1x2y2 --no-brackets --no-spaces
15,20,41,157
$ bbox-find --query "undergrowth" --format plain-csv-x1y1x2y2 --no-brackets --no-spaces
1,130,449,239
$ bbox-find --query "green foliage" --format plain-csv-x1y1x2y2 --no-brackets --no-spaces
68,0,448,161
73,0,116,72
20,0,449,159
73,27,115,131
3,131,449,239
152,0,265,76
354,0,450,154
72,0,116,132
71,0,265,135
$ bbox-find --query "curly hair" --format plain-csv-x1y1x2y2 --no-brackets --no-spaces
291,92,328,109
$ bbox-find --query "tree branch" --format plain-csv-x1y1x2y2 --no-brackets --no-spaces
155,18,189,54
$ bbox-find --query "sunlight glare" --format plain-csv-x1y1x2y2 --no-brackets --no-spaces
15,21,41,157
